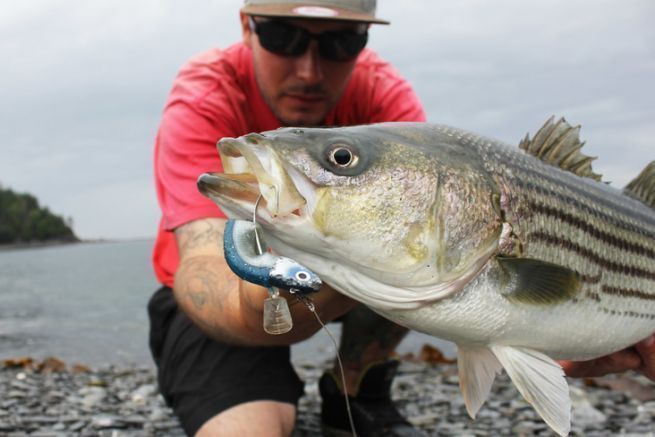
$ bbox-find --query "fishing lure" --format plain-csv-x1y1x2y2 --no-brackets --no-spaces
223,219,322,295
223,218,322,334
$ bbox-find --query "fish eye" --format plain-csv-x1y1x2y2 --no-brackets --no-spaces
329,146,358,168
295,271,309,282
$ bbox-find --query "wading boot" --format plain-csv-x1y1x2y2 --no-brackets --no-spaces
319,359,424,436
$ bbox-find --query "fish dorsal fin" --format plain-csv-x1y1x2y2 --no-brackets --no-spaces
519,116,602,181
491,345,571,436
497,257,581,305
457,344,503,419
624,161,655,209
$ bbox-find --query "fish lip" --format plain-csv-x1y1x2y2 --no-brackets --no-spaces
199,135,309,220
197,172,259,203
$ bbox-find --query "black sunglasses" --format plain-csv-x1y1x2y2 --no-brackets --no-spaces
249,17,368,62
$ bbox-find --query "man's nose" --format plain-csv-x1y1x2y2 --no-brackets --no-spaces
294,42,323,84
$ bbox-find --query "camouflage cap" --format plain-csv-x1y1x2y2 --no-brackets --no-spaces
241,0,389,25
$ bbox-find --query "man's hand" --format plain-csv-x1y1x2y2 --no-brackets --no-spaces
560,335,655,381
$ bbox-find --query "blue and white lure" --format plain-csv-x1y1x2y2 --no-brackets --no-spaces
223,218,322,334
223,219,322,295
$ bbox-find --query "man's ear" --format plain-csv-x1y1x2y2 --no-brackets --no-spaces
240,11,253,48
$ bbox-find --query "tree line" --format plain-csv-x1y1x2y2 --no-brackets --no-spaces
0,186,78,244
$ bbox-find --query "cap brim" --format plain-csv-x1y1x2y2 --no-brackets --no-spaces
242,4,390,25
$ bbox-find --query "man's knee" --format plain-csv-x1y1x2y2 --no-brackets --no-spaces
196,400,296,437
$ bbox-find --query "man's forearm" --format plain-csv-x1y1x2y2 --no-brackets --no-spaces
173,253,248,344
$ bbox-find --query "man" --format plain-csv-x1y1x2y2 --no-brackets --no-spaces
150,1,427,435
149,1,655,436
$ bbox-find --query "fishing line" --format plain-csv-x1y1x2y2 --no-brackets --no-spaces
253,189,356,436
253,193,265,256
295,294,358,437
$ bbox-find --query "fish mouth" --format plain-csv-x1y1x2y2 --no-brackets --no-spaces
197,133,310,222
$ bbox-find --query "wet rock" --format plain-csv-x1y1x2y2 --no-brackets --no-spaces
122,414,146,426
91,413,125,429
148,407,170,422
51,422,66,431
68,421,86,432
0,420,14,431
78,386,107,408
21,416,59,425
27,432,66,437
130,383,157,405
571,386,608,427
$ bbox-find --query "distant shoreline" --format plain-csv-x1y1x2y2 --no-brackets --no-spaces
0,238,154,252
0,238,80,251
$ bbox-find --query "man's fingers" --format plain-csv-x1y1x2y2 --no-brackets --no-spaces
635,335,655,381
561,334,655,380
561,348,642,378
602,348,642,373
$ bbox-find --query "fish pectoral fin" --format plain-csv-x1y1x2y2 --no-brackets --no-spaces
457,344,502,419
491,345,571,436
497,257,580,305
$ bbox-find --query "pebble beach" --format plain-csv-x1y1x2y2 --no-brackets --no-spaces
1,355,654,436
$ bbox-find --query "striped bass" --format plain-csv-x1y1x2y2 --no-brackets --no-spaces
198,117,655,436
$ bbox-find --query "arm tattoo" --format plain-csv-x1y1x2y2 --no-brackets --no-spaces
188,288,207,310
176,220,223,252
177,256,228,312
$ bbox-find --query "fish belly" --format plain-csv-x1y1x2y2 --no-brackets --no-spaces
384,268,655,361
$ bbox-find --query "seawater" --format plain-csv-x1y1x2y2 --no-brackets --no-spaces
0,240,157,366
0,240,454,367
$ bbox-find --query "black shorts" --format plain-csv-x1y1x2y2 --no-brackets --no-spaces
147,286,305,435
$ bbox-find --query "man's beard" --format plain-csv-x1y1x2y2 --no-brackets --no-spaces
267,83,333,127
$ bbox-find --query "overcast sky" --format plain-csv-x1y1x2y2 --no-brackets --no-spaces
1,0,653,240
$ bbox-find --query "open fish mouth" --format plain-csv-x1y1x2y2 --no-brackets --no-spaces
197,133,309,220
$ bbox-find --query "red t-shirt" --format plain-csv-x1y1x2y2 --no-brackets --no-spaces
153,42,426,287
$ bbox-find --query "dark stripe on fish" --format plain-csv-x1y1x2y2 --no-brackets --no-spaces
585,291,601,302
529,201,655,259
601,285,655,300
580,272,602,284
528,231,655,281
518,179,655,241
598,306,655,320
